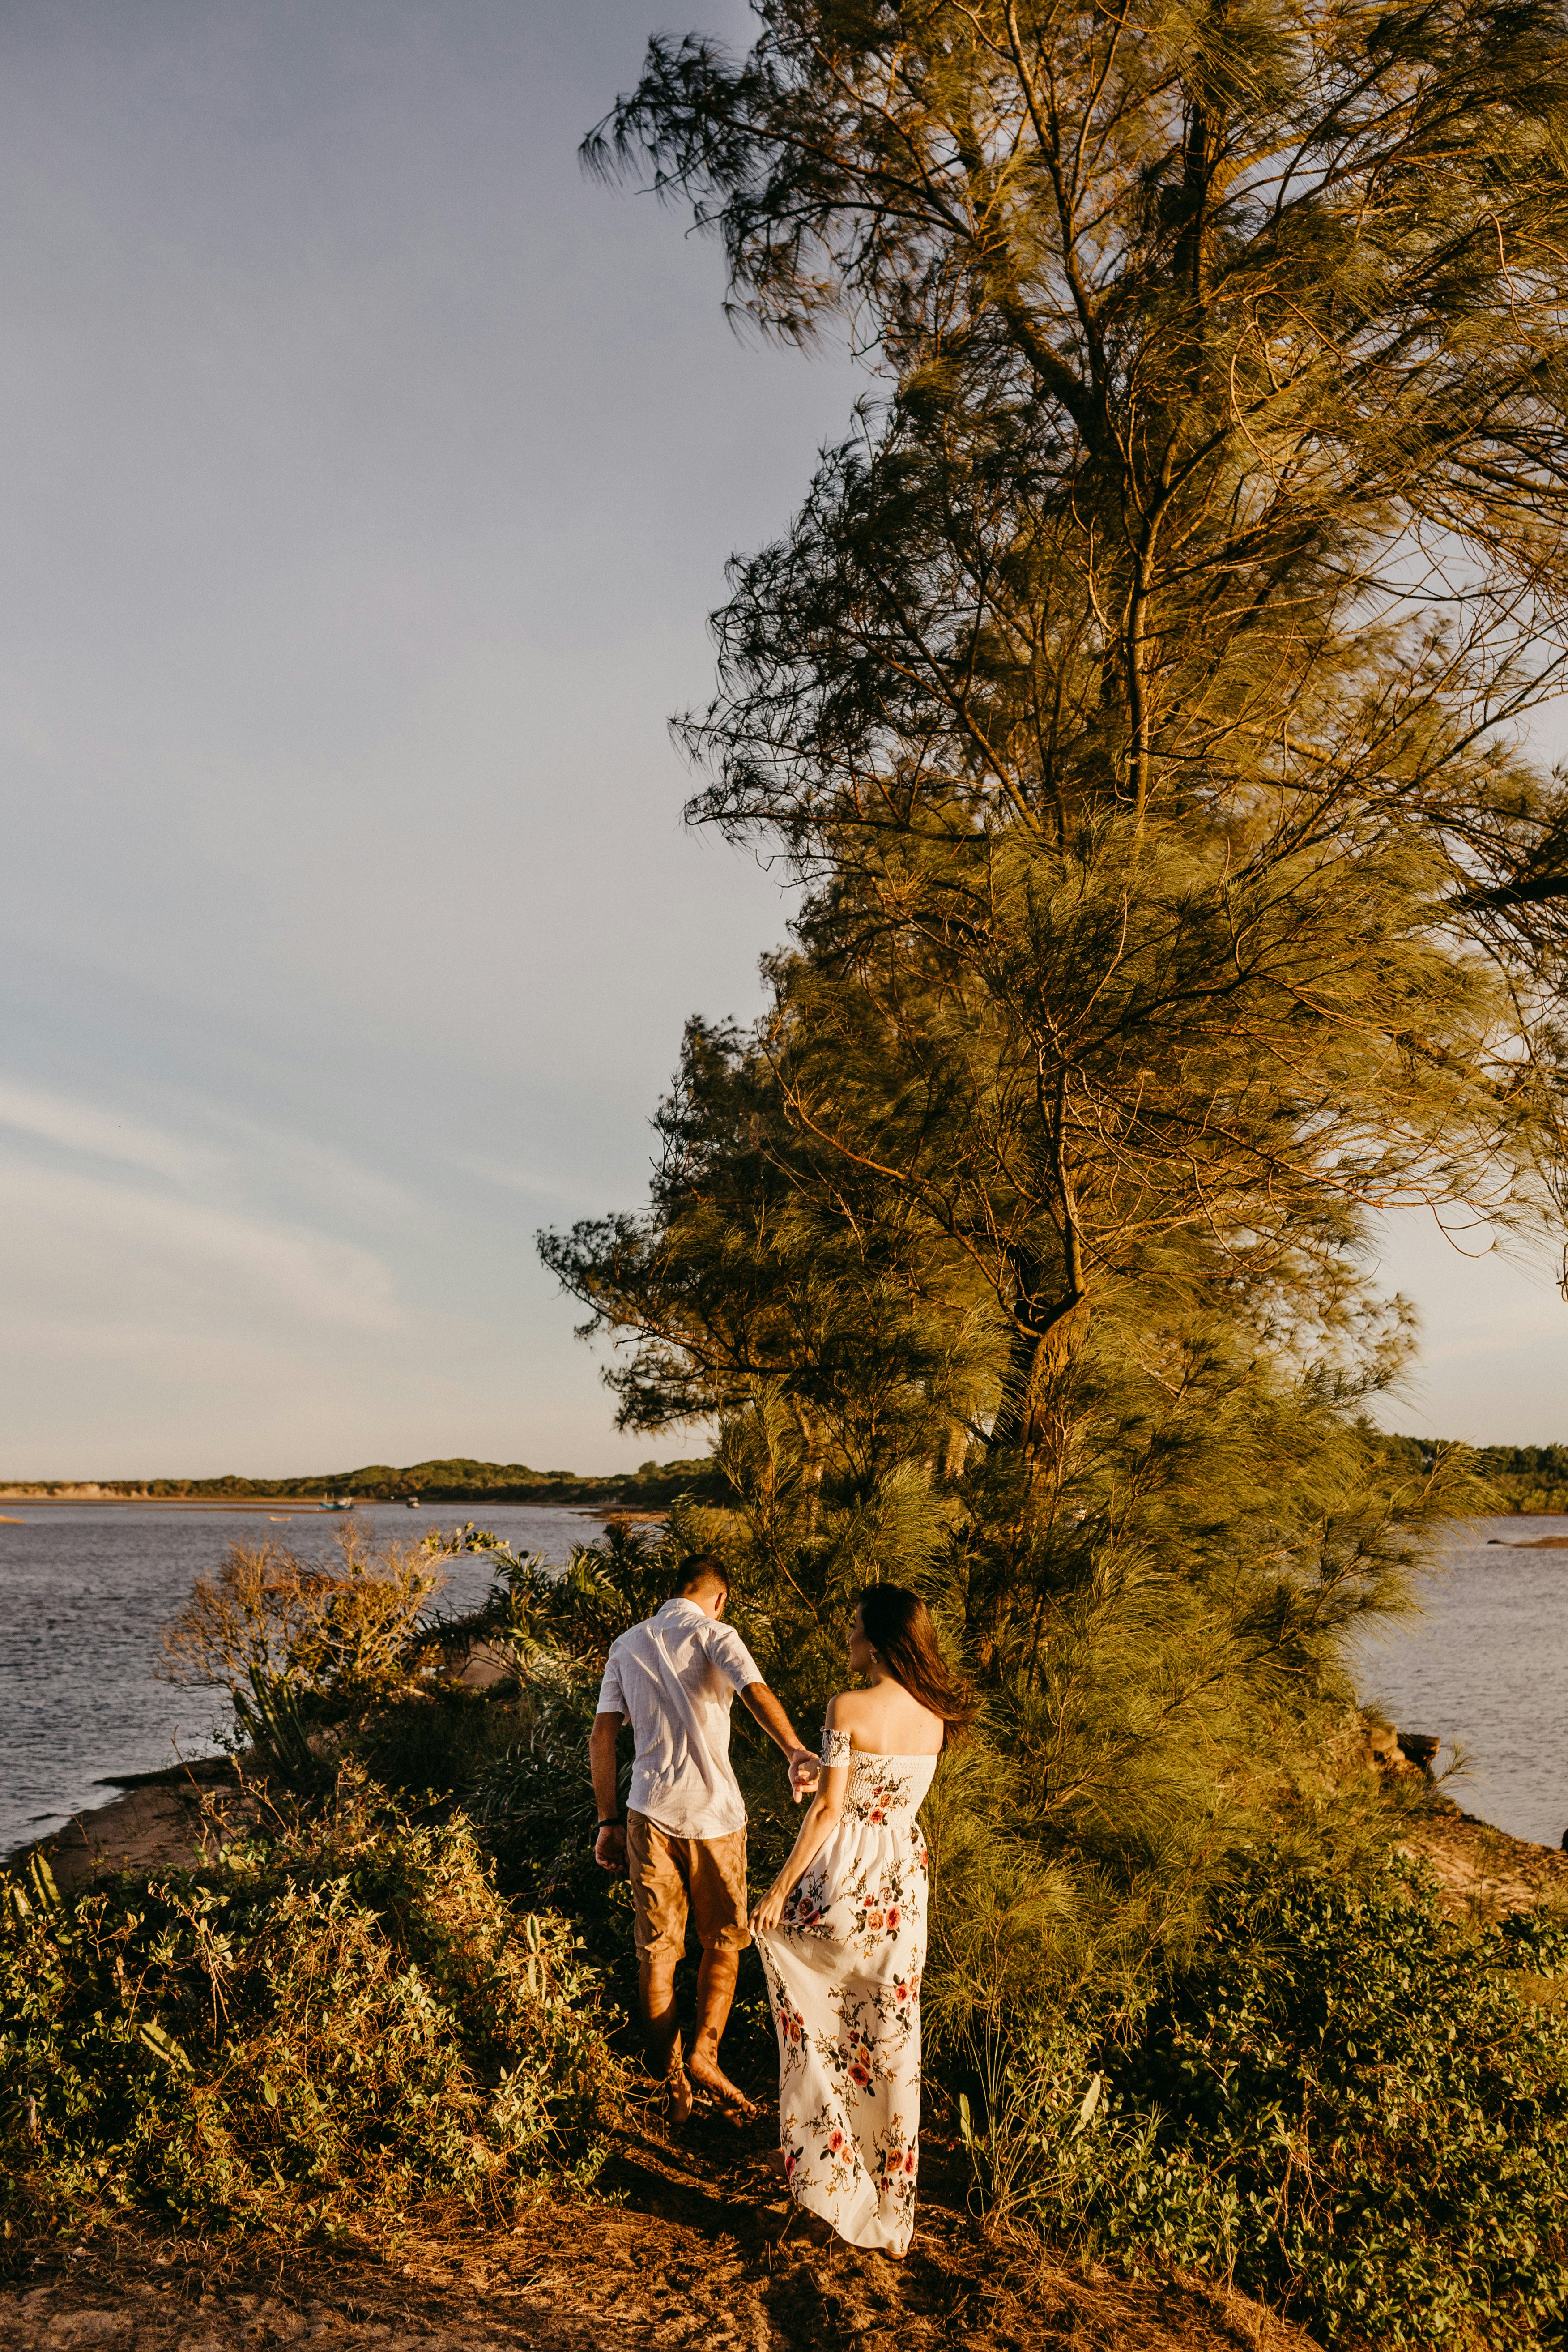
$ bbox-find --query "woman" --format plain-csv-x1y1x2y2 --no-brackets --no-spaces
750,1584,972,2256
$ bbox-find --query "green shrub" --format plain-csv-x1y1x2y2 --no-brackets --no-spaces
993,1857,1568,2348
353,1682,526,1801
0,1776,618,2262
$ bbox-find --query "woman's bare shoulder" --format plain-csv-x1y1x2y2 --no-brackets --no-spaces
823,1689,872,1724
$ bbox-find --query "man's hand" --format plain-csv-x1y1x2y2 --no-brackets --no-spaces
595,1823,627,1876
741,1683,818,1792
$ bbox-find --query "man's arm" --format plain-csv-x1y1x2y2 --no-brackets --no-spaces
739,1681,819,1801
589,1711,627,1873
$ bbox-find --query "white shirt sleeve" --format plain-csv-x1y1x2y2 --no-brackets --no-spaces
703,1618,764,1692
595,1645,626,1719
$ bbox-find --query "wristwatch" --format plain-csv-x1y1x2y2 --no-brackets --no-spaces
597,1817,622,1830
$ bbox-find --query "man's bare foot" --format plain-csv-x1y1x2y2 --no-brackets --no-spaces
663,2068,694,2125
687,2052,758,2120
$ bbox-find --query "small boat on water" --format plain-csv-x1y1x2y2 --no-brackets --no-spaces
319,1496,357,1512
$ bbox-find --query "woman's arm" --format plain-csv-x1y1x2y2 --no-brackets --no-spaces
749,1698,849,1933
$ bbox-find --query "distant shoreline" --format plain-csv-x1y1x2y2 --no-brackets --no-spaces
0,1453,716,1511
0,1493,632,1512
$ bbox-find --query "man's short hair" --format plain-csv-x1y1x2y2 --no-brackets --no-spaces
673,1553,729,1598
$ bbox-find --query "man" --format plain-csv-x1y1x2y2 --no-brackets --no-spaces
590,1553,816,2120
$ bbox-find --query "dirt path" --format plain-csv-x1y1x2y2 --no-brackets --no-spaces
1,2107,1313,2352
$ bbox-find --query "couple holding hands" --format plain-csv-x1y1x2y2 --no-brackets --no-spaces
589,1554,970,2258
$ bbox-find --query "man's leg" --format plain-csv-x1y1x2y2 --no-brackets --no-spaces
640,1951,693,2122
687,1945,755,2111
685,1831,758,2118
625,1814,694,2119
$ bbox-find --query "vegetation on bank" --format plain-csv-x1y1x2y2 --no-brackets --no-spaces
0,1795,613,2259
8,1517,1564,2344
1,1529,622,2268
1004,1868,1568,2348
8,1439,1568,1512
0,1457,718,1507
1381,1440,1568,1519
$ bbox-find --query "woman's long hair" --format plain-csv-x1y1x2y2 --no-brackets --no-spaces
856,1584,975,1748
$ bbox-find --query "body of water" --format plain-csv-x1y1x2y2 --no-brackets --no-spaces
1349,1514,1568,1848
0,1502,597,1856
2,1505,1564,1859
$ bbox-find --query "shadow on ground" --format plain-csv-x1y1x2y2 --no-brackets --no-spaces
0,2102,1314,2352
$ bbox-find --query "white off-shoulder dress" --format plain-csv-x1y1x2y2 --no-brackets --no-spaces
754,1727,937,2254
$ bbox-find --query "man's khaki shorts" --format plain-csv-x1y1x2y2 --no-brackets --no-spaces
625,1812,750,1961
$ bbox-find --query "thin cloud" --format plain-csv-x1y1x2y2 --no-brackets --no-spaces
450,1151,583,1202
204,1106,421,1225
0,1074,209,1181
0,1157,401,1331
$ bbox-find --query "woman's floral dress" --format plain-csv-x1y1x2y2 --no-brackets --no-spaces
755,1729,936,2254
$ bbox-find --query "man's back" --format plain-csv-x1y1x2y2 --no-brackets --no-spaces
598,1595,763,1839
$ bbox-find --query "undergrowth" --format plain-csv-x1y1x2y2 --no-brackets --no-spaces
0,1771,618,2270
17,1509,1568,2350
959,1855,1568,2348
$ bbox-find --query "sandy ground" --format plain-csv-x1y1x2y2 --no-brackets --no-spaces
17,1761,249,1893
1402,1802,1568,1918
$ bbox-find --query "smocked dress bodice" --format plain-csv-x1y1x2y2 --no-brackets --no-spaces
830,1731,939,1830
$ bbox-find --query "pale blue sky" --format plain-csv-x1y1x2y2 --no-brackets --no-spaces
0,1,1562,1476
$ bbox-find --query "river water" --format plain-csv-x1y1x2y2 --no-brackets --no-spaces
0,1502,594,1856
1348,1512,1568,1850
1,1504,1564,1858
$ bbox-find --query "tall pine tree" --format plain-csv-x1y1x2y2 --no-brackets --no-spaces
547,0,1567,2006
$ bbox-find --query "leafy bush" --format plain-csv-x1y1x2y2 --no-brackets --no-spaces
157,1525,443,1714
353,1681,526,1805
984,1857,1568,2348
0,1776,618,2264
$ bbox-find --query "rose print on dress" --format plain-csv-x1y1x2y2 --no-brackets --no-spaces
755,1737,937,2256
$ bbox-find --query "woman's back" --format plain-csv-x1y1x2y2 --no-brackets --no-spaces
830,1679,944,1757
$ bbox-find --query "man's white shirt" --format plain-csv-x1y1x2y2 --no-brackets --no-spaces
595,1596,764,1839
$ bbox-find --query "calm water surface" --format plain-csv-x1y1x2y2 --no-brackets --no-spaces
3,1505,1565,1857
0,1503,596,1855
1349,1514,1568,1848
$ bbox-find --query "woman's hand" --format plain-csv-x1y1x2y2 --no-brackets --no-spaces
750,1878,790,1935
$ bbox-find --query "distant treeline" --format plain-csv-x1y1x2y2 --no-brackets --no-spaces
1382,1436,1568,1513
5,1442,1563,1512
0,1456,721,1507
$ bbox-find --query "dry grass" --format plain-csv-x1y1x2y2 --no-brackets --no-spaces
156,1525,443,1709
